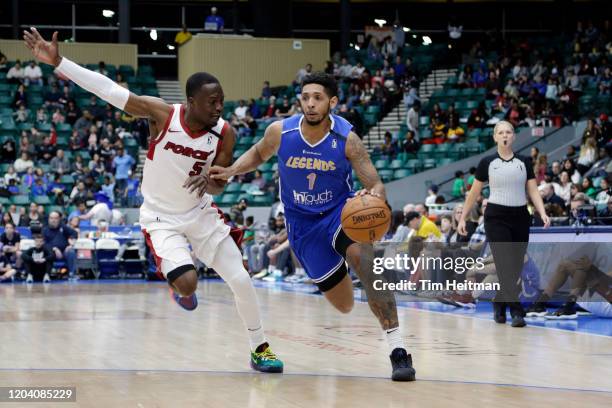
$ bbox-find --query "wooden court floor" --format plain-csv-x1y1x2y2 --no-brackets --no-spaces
0,282,610,407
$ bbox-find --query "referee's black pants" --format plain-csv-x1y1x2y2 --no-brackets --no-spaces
484,203,531,304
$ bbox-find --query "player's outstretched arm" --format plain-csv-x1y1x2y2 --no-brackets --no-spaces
345,132,386,200
23,27,172,126
209,120,281,181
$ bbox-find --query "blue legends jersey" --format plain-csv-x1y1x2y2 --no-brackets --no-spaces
278,114,354,217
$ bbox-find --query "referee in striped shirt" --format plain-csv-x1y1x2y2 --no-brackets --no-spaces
459,121,550,327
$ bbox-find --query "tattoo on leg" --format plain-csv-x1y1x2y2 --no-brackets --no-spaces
349,243,399,330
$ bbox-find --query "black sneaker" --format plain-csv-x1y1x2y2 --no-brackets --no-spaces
493,302,507,324
509,303,527,327
389,348,416,382
525,302,547,317
545,302,577,320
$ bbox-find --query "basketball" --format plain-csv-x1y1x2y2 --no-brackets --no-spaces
341,195,391,243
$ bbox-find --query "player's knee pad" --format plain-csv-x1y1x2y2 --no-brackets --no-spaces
168,265,197,295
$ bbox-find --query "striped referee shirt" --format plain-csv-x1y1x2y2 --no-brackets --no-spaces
475,153,535,207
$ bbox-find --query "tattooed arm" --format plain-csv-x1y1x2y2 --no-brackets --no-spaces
345,132,386,200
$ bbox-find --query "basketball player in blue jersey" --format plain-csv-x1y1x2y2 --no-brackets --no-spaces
210,72,416,381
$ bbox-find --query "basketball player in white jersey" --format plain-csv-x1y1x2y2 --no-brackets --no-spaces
23,27,283,373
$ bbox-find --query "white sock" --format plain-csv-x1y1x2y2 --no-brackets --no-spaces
385,327,405,353
209,237,268,352
247,326,266,351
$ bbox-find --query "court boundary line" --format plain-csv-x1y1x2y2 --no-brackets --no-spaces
0,367,609,394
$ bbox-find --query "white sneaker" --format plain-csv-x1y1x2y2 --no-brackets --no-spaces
263,270,283,282
26,274,33,284
43,273,51,283
253,270,269,280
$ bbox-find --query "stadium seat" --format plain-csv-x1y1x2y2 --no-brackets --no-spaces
225,183,241,193
252,195,273,206
34,195,51,205
389,159,404,170
74,238,96,277
393,169,412,179
374,159,389,170
423,159,436,170
417,144,435,159
405,159,422,173
220,194,237,205
378,169,393,182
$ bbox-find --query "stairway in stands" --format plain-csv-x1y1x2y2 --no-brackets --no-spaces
156,80,184,104
364,68,457,151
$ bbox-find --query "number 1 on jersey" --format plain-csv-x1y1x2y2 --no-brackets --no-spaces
307,172,317,190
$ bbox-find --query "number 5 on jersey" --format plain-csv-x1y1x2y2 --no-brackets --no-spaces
189,161,207,176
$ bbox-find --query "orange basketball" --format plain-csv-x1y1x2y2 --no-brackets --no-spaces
341,195,391,243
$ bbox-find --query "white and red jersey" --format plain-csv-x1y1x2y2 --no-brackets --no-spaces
141,104,229,214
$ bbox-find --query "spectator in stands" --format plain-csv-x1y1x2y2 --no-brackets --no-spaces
113,147,136,206
174,24,192,48
553,171,573,204
598,196,612,224
36,136,56,164
275,97,292,118
379,131,397,159
506,101,523,127
230,198,248,225
71,154,86,178
21,166,35,188
581,177,597,200
458,65,473,88
234,100,248,120
534,154,548,184
24,61,43,86
50,149,71,175
88,153,105,178
248,98,261,119
43,83,62,109
68,130,83,152
425,185,439,206
0,138,16,164
405,211,442,240
582,118,601,144
0,252,17,282
69,181,91,204
447,122,465,142
569,193,588,225
467,105,489,129
65,101,81,126
406,103,419,135
1,222,21,265
546,78,560,101
595,178,610,205
540,183,567,210
577,137,597,174
0,213,12,227
295,63,313,84
12,150,33,175
452,171,466,198
204,6,224,32
22,202,43,227
100,176,115,204
47,174,66,205
13,102,29,123
0,51,7,72
547,160,562,183
6,60,24,84
261,81,272,98
98,138,115,171
462,167,475,191
35,107,49,126
402,130,419,155
336,57,352,79
125,172,141,207
68,200,90,228
3,165,18,187
31,177,46,198
22,234,54,283
42,211,77,279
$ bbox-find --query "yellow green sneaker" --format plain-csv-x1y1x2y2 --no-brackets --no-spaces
250,342,284,373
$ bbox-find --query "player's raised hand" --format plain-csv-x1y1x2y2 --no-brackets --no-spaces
209,165,235,181
23,27,61,67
